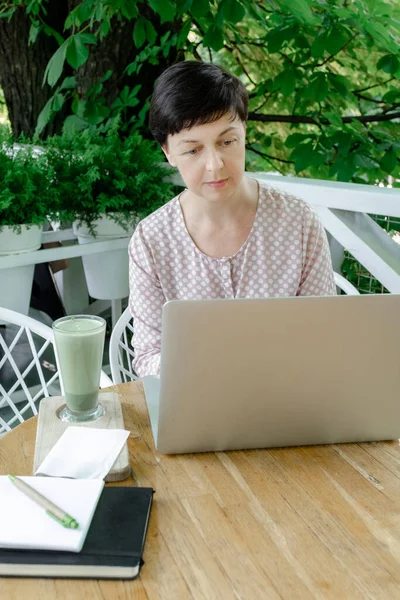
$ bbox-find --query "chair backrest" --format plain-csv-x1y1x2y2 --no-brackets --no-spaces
0,307,62,435
333,272,360,295
109,307,137,384
0,307,112,435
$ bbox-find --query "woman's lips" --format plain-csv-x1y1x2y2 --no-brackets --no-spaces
205,178,228,188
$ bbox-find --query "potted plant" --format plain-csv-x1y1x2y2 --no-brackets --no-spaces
43,128,174,300
0,139,56,315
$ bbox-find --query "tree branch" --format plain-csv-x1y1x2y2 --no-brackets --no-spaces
247,144,294,164
354,77,395,93
353,91,383,104
224,42,257,86
252,93,272,113
313,33,358,68
278,51,296,66
248,110,400,125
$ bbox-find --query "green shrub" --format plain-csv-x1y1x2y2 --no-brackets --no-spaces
0,141,56,231
43,127,175,234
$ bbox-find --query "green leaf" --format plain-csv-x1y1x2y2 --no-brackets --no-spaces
266,25,296,53
203,26,224,51
43,40,68,87
290,142,318,172
35,97,54,136
278,0,317,25
354,154,380,169
66,35,90,69
84,101,103,125
28,22,40,45
160,31,171,45
100,70,113,83
133,16,146,48
176,0,193,17
303,73,329,102
325,26,350,55
52,92,65,111
120,0,138,19
60,76,77,90
99,18,111,39
63,114,88,135
148,0,176,23
221,0,245,23
266,29,285,53
364,22,398,53
145,19,157,45
177,19,192,48
191,0,209,18
377,142,392,152
273,69,297,97
324,112,342,127
329,157,356,182
328,74,351,97
377,54,400,75
382,89,399,103
285,133,314,148
78,33,97,45
310,32,325,59
312,26,349,58
0,9,16,19
380,149,398,173
42,24,64,46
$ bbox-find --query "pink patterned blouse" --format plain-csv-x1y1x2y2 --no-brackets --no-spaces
128,180,336,377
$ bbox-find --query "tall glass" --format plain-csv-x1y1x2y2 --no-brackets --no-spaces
53,315,106,423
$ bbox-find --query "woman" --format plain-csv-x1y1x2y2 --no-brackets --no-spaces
129,60,336,377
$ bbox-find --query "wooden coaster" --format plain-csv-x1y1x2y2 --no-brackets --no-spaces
33,391,130,482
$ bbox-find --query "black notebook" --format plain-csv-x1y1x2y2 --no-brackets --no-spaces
0,486,154,579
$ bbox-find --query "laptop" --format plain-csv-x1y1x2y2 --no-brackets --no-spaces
143,294,400,454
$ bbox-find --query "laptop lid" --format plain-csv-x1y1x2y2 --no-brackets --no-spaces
154,294,400,454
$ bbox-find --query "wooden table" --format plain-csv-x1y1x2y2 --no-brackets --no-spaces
2,382,400,599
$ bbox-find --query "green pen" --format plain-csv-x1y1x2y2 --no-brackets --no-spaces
8,475,79,529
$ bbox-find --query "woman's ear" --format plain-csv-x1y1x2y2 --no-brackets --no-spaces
162,145,176,168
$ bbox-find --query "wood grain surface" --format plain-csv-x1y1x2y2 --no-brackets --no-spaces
1,381,400,599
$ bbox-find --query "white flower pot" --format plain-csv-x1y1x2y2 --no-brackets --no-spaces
73,215,138,300
0,225,42,315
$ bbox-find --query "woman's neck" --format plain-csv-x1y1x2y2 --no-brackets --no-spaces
180,177,258,228
179,177,260,259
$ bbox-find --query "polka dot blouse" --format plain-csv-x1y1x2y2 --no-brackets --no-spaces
128,180,336,377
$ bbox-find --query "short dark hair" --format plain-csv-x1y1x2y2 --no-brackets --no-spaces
149,60,248,146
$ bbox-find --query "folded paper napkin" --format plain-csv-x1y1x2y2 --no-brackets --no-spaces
35,427,130,479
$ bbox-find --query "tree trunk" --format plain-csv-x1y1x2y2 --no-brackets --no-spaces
0,4,69,138
0,1,182,138
72,3,182,131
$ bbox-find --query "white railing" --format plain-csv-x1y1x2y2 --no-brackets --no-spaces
1,173,399,317
170,170,400,294
251,173,400,294
0,229,129,326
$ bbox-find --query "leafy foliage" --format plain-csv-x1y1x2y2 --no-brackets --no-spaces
41,126,175,232
0,124,174,232
0,141,56,230
1,0,400,183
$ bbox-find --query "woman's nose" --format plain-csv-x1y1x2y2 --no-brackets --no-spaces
205,149,224,171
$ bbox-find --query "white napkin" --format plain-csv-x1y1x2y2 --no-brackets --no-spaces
35,427,130,480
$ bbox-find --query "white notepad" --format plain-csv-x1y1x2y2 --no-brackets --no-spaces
0,476,104,552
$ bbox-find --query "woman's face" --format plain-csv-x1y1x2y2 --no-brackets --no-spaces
163,113,246,203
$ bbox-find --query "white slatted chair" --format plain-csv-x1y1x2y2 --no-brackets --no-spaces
0,307,113,436
109,272,360,384
109,307,137,384
334,272,360,295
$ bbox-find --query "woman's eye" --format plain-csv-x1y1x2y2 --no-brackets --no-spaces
186,148,198,155
223,139,234,146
